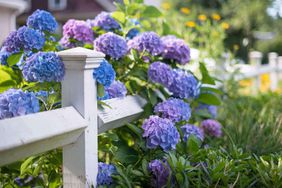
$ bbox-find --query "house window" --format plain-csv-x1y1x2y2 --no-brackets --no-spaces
48,0,67,11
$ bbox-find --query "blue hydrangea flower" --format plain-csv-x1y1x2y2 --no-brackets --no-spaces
161,35,191,65
22,52,65,82
27,9,58,32
196,103,217,118
3,31,22,53
17,26,45,51
181,124,204,142
0,89,40,120
97,162,116,186
105,80,127,99
127,32,164,56
97,92,110,101
148,159,170,188
201,119,222,138
94,32,127,59
168,69,199,99
0,49,10,65
88,11,121,31
126,19,140,39
148,61,174,87
142,115,180,151
154,98,191,123
93,60,115,87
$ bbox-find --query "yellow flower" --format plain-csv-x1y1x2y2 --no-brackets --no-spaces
233,44,239,50
180,7,190,14
221,22,230,30
198,14,207,21
212,13,221,21
161,2,171,10
185,21,196,28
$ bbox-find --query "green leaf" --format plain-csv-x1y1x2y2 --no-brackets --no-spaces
187,135,201,154
7,52,22,66
197,92,221,105
201,86,223,95
97,83,105,97
199,62,215,85
20,156,35,175
114,141,139,164
143,6,162,18
111,11,126,24
124,0,129,5
147,89,158,105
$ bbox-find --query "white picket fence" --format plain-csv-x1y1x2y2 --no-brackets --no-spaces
0,47,146,187
231,51,282,93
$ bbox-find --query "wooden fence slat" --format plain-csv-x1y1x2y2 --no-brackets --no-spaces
0,106,87,166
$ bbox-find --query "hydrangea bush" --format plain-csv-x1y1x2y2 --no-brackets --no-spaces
0,1,227,187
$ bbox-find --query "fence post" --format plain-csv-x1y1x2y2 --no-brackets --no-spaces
268,52,278,91
278,56,282,81
58,47,105,187
249,51,263,94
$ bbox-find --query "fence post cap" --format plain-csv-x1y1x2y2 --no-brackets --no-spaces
249,51,263,59
268,52,278,59
57,47,105,69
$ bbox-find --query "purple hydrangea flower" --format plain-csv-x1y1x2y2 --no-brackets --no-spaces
0,89,40,120
154,98,191,123
22,52,65,82
201,119,222,138
27,9,58,32
94,32,127,59
93,59,115,87
59,36,75,48
97,162,116,186
60,19,94,47
3,31,21,53
148,159,170,188
148,61,174,87
105,80,127,99
17,26,45,51
88,11,120,31
196,104,217,118
168,69,199,99
127,32,164,56
161,35,190,65
181,124,204,142
142,115,180,151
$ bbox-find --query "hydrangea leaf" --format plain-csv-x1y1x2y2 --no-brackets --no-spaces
197,92,221,105
143,6,162,18
7,52,23,66
97,83,105,97
111,11,126,24
199,62,216,85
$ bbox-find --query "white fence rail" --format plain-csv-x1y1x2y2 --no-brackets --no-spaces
0,47,146,187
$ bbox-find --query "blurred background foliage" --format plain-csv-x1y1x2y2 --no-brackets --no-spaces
162,0,282,62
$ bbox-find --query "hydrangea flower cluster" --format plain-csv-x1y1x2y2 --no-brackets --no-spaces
142,115,180,151
22,52,65,82
0,89,40,120
148,61,174,87
154,98,191,123
126,19,140,39
60,19,94,48
148,159,170,188
168,69,199,99
161,35,191,65
106,80,127,99
94,32,127,59
3,26,45,53
196,103,217,118
181,124,204,142
93,60,116,87
88,11,120,31
97,162,116,186
0,49,10,65
201,119,222,137
127,32,164,56
27,9,58,32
